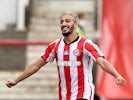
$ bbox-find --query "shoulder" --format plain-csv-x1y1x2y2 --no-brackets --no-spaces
47,38,62,50
84,39,99,50
48,38,61,46
85,39,98,46
78,37,95,46
85,39,94,44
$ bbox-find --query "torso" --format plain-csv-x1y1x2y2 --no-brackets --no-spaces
42,37,103,100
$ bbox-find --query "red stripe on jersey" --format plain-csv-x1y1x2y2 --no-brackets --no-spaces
54,39,62,61
64,44,71,100
77,38,85,99
42,42,56,61
85,42,99,59
54,39,62,100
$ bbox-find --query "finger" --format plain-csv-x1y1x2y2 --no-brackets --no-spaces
116,79,122,85
5,81,10,86
7,83,13,88
5,81,12,88
117,79,126,86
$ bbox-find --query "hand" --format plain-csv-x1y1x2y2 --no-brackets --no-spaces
116,75,126,86
5,79,17,88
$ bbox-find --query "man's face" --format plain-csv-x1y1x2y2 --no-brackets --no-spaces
60,15,75,36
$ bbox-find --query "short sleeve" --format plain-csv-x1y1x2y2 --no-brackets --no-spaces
85,40,104,60
41,42,56,63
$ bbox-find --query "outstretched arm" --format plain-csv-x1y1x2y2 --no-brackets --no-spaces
6,58,47,88
96,57,126,86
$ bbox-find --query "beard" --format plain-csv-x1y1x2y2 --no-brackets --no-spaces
61,25,74,37
62,32,71,36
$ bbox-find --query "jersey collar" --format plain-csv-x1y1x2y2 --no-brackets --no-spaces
63,36,79,44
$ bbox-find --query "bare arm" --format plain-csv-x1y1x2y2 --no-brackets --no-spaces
6,58,47,88
96,57,126,86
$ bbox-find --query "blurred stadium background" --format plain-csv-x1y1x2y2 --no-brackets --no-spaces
0,0,133,100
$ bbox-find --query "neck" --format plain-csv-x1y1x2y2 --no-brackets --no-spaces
63,32,78,44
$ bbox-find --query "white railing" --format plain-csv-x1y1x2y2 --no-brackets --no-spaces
16,0,29,31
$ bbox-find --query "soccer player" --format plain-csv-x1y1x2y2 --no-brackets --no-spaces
5,11,126,100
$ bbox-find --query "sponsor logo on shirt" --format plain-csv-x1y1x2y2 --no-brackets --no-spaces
64,51,69,55
57,61,81,67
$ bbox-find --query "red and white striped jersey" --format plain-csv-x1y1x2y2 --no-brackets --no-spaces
42,37,104,100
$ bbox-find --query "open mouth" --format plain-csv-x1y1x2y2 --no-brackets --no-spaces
62,26,69,31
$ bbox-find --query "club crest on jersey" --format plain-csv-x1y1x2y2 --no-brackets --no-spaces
73,49,80,56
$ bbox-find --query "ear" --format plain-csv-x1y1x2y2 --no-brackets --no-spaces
74,23,78,28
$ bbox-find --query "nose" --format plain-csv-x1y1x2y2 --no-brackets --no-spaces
61,21,67,26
